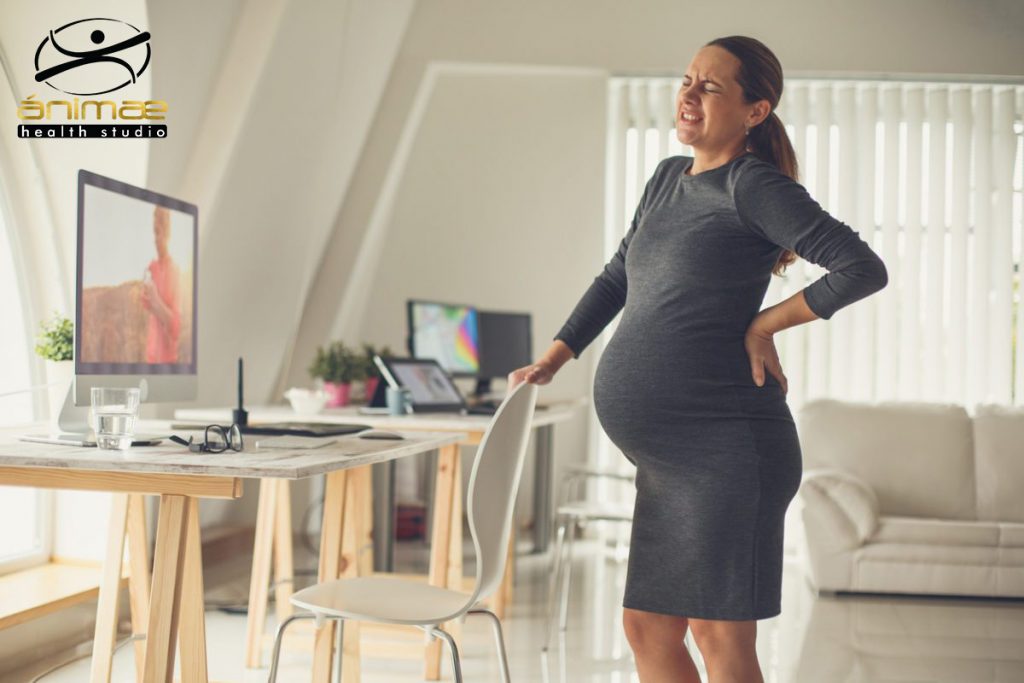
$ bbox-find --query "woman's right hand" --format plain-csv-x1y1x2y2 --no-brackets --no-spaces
507,361,556,391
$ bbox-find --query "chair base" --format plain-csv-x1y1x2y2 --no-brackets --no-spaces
266,607,512,683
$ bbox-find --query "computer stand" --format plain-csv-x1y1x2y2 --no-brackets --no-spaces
56,382,91,435
473,377,493,400
470,378,507,409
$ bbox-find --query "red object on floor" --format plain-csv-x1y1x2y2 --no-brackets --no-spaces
396,503,427,540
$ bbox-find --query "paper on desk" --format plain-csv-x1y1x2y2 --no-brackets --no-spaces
254,436,337,449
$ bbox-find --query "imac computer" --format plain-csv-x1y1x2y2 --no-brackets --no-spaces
50,170,199,439
406,299,480,377
475,310,532,399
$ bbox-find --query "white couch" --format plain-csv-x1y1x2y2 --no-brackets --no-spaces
795,398,1024,598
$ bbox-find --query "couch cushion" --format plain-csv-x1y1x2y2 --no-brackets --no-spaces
972,403,1024,523
853,543,1024,596
797,399,976,520
999,523,1024,547
869,515,999,547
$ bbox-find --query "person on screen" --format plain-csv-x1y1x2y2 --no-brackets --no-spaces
141,206,181,363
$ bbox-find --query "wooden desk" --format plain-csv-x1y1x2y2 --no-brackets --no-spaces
0,423,462,683
176,399,583,679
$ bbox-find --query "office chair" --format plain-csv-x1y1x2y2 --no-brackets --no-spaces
267,381,539,683
542,463,636,653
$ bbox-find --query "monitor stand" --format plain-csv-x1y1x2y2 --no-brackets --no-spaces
468,377,503,412
56,382,91,435
473,377,492,399
17,383,96,446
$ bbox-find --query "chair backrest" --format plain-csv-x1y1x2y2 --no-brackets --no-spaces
464,381,538,605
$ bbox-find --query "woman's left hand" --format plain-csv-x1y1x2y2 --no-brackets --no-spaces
744,318,788,394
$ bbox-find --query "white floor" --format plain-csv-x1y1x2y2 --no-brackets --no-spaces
11,532,1024,682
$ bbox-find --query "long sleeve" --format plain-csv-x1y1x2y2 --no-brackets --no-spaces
553,161,664,358
733,161,888,320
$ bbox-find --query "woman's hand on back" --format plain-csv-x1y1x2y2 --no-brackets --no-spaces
744,317,788,395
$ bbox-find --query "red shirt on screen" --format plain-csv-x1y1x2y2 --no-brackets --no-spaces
145,258,181,363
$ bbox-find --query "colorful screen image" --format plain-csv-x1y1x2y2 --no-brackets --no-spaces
410,302,479,374
79,183,195,369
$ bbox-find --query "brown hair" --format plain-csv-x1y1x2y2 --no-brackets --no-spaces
705,35,798,276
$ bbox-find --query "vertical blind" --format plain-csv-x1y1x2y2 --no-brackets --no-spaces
590,77,1024,483
606,78,1024,404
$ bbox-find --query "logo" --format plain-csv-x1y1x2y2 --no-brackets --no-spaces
16,17,167,140
34,18,151,96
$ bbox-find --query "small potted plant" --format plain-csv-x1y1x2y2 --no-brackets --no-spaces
358,343,394,403
308,341,362,407
35,312,73,423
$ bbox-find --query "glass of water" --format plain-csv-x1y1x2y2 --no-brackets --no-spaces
90,387,141,450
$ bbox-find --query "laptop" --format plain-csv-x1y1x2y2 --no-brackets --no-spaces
372,356,495,415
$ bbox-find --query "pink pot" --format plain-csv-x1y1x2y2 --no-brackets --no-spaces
363,377,380,403
323,382,352,407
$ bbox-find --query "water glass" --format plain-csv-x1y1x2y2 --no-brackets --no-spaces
90,387,141,450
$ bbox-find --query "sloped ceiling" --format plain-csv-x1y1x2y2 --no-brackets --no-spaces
145,0,416,410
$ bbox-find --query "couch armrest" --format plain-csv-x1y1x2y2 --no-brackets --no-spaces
799,468,880,551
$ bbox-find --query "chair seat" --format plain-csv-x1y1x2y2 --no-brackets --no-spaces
557,500,634,522
290,576,475,626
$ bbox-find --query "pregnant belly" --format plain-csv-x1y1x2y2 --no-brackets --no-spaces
592,322,793,450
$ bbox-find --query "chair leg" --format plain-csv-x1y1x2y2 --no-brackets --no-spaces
542,514,569,652
558,517,577,633
429,626,464,683
267,613,315,683
468,608,511,683
334,618,345,683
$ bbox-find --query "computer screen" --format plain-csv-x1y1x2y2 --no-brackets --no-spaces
381,358,465,409
477,310,532,378
75,170,198,403
406,299,479,376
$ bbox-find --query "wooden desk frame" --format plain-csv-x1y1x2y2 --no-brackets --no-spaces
0,428,462,683
0,469,243,683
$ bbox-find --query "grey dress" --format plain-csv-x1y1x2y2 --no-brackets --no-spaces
554,152,888,620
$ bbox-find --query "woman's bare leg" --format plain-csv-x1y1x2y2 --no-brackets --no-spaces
622,607,702,683
688,617,763,683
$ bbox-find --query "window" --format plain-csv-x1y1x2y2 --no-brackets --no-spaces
0,173,52,573
608,77,1024,408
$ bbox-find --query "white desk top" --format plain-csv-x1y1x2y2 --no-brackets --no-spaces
175,397,586,433
0,421,464,480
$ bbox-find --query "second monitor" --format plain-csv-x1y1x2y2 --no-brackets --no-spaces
406,299,532,399
476,309,532,397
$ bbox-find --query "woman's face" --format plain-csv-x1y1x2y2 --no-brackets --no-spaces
675,45,766,153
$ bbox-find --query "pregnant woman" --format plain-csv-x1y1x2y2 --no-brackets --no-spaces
509,35,888,682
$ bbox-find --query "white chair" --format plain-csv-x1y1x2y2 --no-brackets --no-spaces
267,381,539,683
541,464,635,652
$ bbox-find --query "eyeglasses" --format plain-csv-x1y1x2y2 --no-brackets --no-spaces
170,423,244,454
